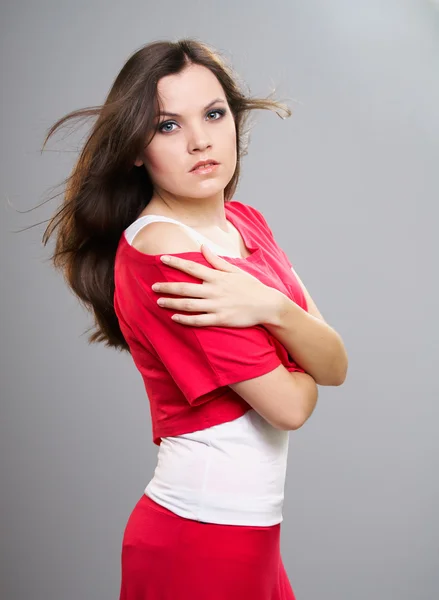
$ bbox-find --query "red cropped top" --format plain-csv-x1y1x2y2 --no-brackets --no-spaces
114,200,308,446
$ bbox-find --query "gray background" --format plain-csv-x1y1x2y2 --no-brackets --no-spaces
1,1,438,599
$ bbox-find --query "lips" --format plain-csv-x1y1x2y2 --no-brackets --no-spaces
190,160,219,172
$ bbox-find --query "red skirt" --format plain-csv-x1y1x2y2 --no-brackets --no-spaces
119,493,296,600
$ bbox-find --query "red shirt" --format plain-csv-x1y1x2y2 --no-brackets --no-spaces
114,200,308,446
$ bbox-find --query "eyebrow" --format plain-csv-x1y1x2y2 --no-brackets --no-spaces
155,98,226,119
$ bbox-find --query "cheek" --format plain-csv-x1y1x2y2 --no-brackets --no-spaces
224,123,237,163
224,117,237,145
144,143,169,175
143,140,185,187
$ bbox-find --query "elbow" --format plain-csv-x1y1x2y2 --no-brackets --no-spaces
279,411,311,431
333,361,348,386
316,372,346,386
316,355,349,387
279,376,319,431
333,345,349,385
335,371,347,386
289,409,313,430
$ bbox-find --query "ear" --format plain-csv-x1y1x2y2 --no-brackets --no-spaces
134,157,143,167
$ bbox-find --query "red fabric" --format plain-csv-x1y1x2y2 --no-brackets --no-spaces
119,493,297,600
114,200,308,446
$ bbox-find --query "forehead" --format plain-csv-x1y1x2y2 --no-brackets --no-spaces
156,64,225,110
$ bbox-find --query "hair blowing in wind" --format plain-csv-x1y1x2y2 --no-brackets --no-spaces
40,39,292,352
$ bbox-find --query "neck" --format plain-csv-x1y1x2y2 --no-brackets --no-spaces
147,190,229,231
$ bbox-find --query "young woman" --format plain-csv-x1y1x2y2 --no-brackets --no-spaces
42,39,348,600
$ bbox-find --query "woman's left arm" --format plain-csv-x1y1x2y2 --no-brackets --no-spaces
152,249,348,386
262,267,348,387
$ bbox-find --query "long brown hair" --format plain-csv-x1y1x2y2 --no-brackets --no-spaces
41,38,292,353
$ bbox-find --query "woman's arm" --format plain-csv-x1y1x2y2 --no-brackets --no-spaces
230,367,318,431
261,280,348,387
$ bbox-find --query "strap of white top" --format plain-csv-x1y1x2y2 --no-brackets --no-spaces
125,215,239,257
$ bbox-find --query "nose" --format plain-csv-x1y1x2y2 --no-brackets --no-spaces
187,123,212,154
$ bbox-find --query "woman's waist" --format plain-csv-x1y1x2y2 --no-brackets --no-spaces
144,477,286,526
149,435,289,517
149,454,288,498
155,427,289,493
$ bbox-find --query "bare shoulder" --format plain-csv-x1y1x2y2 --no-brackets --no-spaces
131,221,202,256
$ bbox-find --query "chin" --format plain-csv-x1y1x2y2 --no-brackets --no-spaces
187,180,228,198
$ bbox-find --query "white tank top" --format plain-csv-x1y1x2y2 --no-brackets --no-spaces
124,215,289,526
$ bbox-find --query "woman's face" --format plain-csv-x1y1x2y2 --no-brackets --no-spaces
135,63,237,200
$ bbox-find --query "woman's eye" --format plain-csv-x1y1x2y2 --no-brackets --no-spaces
158,121,177,133
207,109,225,120
158,109,225,133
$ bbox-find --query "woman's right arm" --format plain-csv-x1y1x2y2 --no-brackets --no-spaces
230,368,318,431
